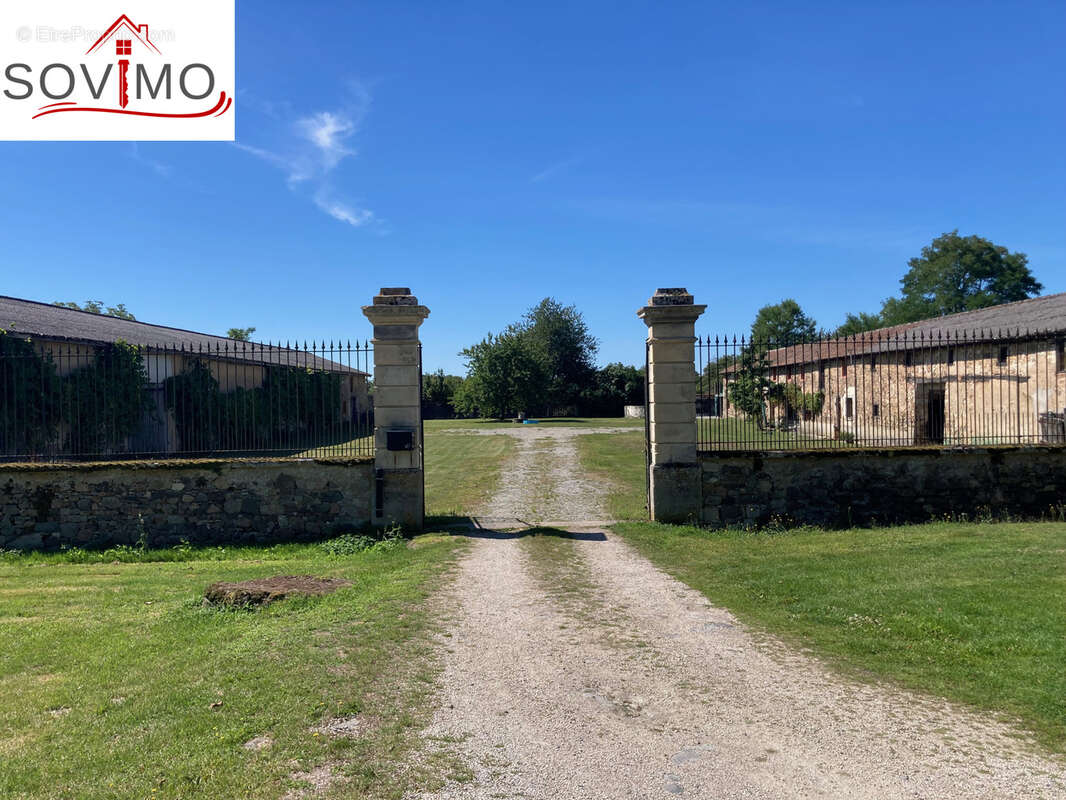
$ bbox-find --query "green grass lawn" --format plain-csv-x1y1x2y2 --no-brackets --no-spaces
0,536,466,799
296,434,374,459
423,429,516,520
425,417,644,431
575,430,647,520
616,520,1066,752
698,417,810,450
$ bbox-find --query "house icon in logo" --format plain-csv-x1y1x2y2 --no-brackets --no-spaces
86,15,161,108
87,15,161,56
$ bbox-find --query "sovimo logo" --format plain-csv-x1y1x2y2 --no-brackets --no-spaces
1,2,234,141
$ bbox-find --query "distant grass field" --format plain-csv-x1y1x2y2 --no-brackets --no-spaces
0,536,466,799
423,418,638,521
425,417,644,431
616,520,1066,752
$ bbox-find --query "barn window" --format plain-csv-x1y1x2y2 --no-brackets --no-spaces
904,351,913,367
872,403,880,417
842,359,848,378
818,361,825,390
1057,338,1065,372
845,397,854,418
947,347,955,365
116,39,131,56
997,345,1008,365
870,355,877,372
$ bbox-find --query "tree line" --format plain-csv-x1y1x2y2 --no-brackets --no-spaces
424,298,643,419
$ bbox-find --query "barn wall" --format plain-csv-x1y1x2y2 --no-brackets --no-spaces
720,341,1066,445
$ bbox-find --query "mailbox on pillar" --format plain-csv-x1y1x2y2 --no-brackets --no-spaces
386,429,415,451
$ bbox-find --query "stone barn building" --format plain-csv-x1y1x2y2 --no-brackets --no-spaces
716,293,1066,447
0,296,370,458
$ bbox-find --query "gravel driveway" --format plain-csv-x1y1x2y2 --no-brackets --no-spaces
410,427,1065,799
413,530,1065,799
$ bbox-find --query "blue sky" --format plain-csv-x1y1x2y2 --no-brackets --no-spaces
2,0,1064,373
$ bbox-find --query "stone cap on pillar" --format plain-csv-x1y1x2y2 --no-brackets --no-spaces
637,287,706,327
372,288,418,306
362,288,430,333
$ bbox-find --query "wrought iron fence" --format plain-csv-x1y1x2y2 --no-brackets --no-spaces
696,329,1066,452
0,336,374,462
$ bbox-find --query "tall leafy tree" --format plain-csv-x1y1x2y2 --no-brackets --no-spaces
884,230,1041,322
750,299,817,345
511,298,598,414
834,231,1042,332
453,332,546,419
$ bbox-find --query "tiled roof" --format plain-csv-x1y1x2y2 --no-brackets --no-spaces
723,292,1066,369
0,295,367,375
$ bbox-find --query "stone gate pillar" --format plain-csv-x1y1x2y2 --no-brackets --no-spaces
638,288,706,523
363,288,429,531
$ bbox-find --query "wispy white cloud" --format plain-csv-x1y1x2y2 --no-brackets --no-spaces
531,155,582,183
297,112,354,170
313,188,374,228
236,83,377,228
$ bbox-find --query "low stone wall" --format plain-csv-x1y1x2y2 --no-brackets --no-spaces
700,446,1066,528
0,458,374,551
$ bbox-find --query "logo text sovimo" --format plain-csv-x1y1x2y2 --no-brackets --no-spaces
3,62,216,101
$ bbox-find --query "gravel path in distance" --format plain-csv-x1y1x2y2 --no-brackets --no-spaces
440,425,632,526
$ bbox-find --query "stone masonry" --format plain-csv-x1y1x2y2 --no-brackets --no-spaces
363,288,429,530
638,288,707,523
701,445,1066,528
0,459,374,551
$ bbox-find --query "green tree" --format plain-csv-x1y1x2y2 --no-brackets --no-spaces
453,332,546,419
582,363,643,416
835,231,1042,332
750,299,817,345
422,369,465,418
511,298,598,414
726,346,777,428
227,326,257,341
54,300,136,320
62,342,152,454
0,332,62,454
701,353,735,396
890,230,1041,321
834,311,884,336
